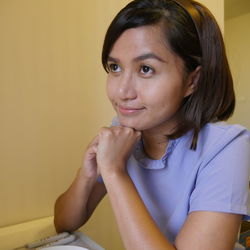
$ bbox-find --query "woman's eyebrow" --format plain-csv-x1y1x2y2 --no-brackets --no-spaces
107,56,119,63
107,53,167,63
134,53,167,63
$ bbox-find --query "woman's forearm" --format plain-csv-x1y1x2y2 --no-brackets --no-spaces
54,168,97,232
102,169,176,250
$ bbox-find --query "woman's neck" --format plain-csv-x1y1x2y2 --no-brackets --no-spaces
142,130,169,160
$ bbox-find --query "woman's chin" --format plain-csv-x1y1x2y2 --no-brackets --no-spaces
118,118,142,131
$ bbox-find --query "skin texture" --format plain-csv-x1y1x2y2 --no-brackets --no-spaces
54,25,242,249
106,26,196,133
106,25,200,159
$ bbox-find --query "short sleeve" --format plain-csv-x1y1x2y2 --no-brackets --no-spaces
189,129,250,217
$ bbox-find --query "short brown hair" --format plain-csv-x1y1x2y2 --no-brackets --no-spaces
102,0,235,149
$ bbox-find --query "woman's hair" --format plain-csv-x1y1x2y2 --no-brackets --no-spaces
102,0,235,149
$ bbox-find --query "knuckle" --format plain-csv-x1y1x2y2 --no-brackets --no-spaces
99,127,112,137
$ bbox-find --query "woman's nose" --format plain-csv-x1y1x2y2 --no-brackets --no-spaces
117,73,137,100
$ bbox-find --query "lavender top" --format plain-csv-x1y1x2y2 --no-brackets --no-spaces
105,119,250,242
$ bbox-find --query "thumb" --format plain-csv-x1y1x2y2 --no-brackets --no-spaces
136,130,142,139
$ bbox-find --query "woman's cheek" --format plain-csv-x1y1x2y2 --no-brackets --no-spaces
106,79,115,101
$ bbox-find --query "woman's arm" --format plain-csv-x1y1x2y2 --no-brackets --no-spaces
96,126,242,250
102,170,175,250
54,135,107,233
103,169,241,250
97,126,175,249
54,168,106,233
176,211,241,250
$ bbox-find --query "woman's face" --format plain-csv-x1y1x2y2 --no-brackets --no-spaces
106,25,195,132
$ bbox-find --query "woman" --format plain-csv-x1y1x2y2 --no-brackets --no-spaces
54,0,250,249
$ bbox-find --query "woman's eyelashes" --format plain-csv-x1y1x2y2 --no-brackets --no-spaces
108,63,121,73
108,63,155,77
140,65,154,76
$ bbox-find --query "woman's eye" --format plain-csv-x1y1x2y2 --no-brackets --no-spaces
140,65,154,74
108,63,121,73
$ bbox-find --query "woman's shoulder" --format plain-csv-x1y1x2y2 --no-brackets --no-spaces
202,122,250,140
196,122,250,160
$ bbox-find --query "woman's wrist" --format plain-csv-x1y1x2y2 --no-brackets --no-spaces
100,164,128,182
73,168,97,192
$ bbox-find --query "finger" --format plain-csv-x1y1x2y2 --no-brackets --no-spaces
84,143,98,162
86,142,98,156
86,135,99,149
135,131,142,141
135,130,141,136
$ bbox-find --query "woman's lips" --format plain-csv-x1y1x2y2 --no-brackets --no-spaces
118,105,145,115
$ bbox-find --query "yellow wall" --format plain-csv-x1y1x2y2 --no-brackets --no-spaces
201,0,224,31
0,0,223,249
225,12,250,130
0,1,129,249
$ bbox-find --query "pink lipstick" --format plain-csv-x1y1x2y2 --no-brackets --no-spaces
118,105,144,115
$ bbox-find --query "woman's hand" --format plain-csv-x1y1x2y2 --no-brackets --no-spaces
96,126,141,175
81,135,100,180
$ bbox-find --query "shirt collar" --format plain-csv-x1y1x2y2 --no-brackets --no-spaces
133,138,180,170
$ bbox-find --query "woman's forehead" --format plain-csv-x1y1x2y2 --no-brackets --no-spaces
109,25,172,58
108,25,186,70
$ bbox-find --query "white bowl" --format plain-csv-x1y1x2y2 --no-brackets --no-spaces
42,246,89,250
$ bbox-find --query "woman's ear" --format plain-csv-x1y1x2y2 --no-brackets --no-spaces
184,66,201,97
